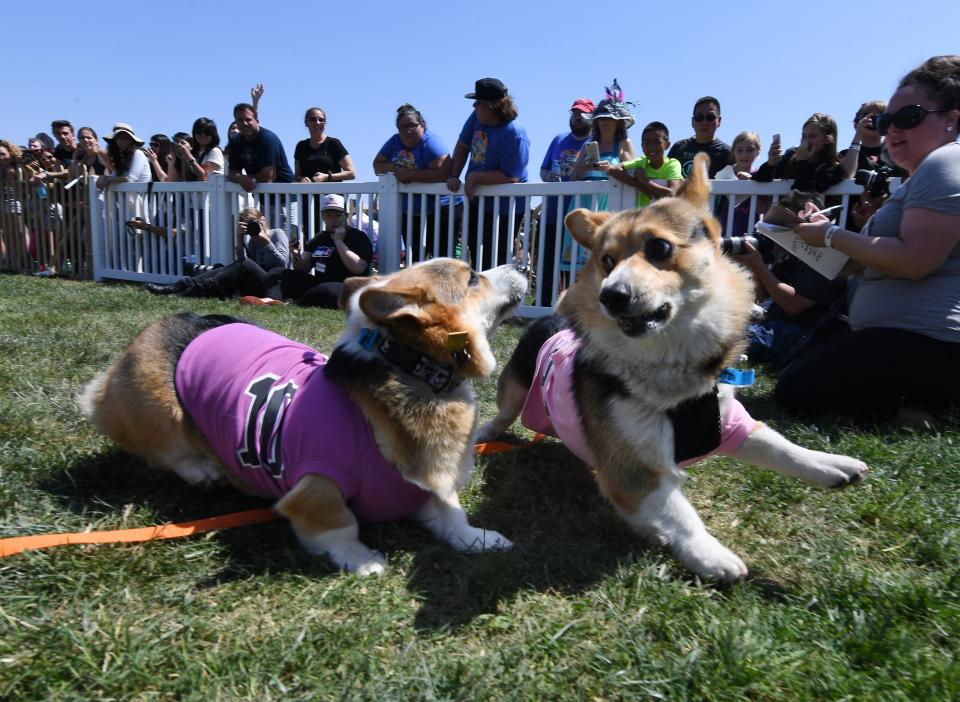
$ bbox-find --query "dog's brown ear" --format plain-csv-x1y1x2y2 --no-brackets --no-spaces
358,285,428,327
564,208,612,249
675,152,711,211
339,275,378,309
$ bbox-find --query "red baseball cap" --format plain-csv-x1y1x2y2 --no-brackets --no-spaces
570,98,596,114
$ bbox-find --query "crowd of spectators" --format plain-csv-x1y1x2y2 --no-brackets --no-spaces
3,57,960,425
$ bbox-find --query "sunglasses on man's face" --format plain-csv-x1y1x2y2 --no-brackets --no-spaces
876,104,953,136
693,112,718,123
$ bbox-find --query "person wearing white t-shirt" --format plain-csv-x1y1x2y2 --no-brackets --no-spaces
97,123,151,190
175,117,224,182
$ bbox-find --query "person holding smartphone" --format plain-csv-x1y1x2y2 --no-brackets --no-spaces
777,55,960,424
753,114,845,194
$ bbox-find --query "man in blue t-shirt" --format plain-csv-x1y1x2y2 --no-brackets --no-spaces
536,97,595,305
227,103,294,193
447,77,530,270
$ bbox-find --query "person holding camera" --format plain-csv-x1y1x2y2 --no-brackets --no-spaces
734,237,847,368
837,101,909,233
144,207,289,298
778,55,960,424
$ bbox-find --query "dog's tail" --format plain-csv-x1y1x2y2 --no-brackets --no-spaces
78,369,110,433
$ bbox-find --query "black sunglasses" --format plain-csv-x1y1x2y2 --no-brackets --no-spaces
693,112,718,122
876,104,952,136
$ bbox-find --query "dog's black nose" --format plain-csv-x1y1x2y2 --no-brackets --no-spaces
599,283,632,315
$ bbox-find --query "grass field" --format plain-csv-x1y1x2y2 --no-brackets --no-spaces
1,273,957,701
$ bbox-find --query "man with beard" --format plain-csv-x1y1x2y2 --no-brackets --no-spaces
535,97,595,306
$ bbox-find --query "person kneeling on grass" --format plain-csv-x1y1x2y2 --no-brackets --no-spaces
145,195,371,309
145,207,290,300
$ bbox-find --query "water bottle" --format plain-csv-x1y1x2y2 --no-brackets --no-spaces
64,259,73,274
37,182,48,199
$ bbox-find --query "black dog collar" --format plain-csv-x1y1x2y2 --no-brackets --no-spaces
357,328,465,394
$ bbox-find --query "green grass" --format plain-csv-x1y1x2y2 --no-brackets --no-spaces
1,273,958,701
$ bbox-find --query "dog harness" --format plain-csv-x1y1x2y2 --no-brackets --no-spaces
175,323,431,522
519,329,757,468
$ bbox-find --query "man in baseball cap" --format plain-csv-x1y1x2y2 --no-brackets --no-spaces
535,97,596,305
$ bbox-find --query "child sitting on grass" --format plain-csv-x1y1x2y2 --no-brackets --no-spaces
617,122,684,207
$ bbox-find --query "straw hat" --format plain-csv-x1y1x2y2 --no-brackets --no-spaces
103,123,145,145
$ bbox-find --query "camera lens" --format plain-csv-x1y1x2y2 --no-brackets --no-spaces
720,236,759,255
245,220,261,236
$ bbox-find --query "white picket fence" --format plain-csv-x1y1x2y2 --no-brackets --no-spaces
88,174,868,317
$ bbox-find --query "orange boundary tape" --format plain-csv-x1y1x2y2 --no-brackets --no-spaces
0,435,548,558
0,508,279,558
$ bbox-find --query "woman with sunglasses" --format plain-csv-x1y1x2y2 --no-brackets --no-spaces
295,107,355,234
295,108,355,186
172,118,223,182
778,55,960,424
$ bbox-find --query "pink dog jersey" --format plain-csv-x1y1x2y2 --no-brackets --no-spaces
175,323,431,522
519,329,757,468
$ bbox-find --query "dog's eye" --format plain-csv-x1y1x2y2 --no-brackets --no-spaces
601,256,616,274
468,271,479,286
645,238,674,262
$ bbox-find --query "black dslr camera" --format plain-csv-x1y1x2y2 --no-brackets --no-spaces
245,219,261,237
854,164,895,198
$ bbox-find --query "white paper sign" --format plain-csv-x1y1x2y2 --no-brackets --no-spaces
755,221,850,280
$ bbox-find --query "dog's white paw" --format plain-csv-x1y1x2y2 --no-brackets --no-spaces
798,452,868,488
171,460,223,485
328,543,386,576
451,527,513,553
673,534,748,583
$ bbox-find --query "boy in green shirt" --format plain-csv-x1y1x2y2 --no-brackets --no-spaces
619,122,684,207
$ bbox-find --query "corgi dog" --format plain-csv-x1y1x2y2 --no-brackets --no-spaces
478,154,867,582
80,259,527,575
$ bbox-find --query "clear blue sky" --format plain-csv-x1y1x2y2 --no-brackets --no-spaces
4,1,958,180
